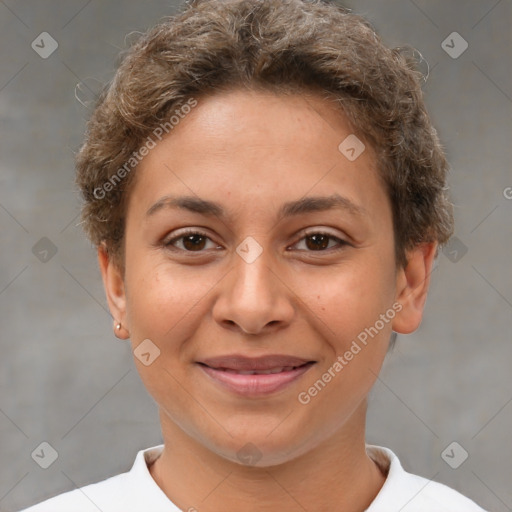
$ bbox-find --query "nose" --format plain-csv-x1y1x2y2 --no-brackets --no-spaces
212,244,295,336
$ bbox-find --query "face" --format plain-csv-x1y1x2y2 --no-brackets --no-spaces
100,88,435,466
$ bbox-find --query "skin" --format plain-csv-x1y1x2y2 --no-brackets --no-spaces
99,88,437,511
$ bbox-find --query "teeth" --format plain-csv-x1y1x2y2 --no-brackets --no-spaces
222,366,296,375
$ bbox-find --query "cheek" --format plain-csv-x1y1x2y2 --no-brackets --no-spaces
123,261,211,416
298,257,397,349
291,262,395,428
125,259,209,340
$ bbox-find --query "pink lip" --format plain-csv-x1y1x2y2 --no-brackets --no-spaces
197,354,315,397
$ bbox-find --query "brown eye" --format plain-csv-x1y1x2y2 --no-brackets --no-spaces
305,233,330,251
293,231,348,252
182,234,207,251
165,230,218,252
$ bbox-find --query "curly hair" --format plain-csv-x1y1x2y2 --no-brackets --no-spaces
76,0,454,268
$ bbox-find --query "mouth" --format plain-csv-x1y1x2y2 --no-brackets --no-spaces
197,355,316,397
210,365,307,375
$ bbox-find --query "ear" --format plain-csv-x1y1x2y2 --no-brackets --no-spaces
97,243,130,339
392,242,437,335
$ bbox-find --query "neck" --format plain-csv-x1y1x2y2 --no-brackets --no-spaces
150,402,386,512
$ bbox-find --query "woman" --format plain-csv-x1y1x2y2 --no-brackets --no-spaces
22,0,487,510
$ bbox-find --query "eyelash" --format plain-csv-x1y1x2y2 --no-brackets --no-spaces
163,228,349,254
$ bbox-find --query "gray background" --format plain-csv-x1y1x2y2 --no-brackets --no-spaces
0,1,511,511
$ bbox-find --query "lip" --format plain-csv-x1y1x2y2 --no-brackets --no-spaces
200,354,313,371
197,354,316,397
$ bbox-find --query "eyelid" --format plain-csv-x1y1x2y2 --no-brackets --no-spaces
165,227,210,240
297,227,347,239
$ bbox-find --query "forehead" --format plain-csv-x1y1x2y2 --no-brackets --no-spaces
128,88,388,223
170,88,359,160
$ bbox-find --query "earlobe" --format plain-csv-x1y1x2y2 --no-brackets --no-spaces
97,244,130,339
392,242,438,335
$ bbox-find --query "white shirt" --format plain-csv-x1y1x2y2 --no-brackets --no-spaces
20,444,487,511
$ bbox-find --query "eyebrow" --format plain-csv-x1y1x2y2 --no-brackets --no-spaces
145,193,367,220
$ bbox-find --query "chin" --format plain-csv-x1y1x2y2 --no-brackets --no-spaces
203,423,315,468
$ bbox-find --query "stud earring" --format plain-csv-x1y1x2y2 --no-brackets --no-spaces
114,320,129,339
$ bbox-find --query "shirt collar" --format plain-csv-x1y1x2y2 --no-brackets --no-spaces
131,443,407,511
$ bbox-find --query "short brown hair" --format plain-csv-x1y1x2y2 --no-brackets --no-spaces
76,0,454,268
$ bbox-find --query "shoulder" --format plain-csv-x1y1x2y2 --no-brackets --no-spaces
366,445,487,512
19,472,130,512
19,445,178,512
